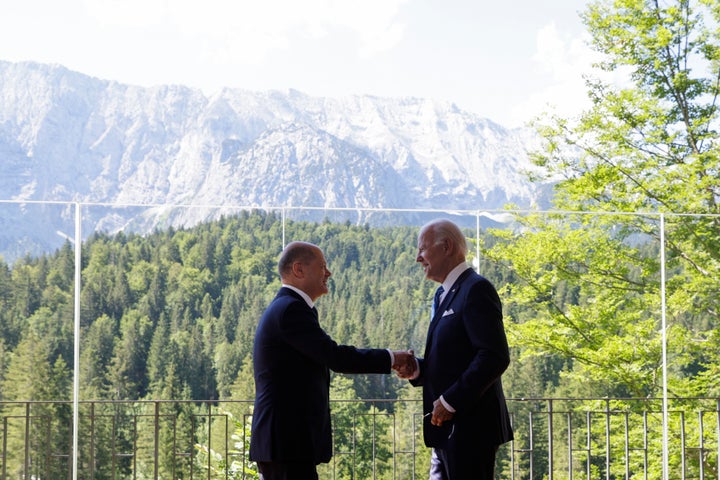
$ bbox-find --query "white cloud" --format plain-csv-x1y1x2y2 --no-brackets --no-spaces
533,22,592,79
81,0,164,27
331,0,409,56
79,0,409,63
506,22,598,124
1,0,595,127
512,21,635,127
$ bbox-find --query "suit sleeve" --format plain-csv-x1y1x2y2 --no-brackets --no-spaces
279,301,391,374
409,358,425,386
442,280,510,412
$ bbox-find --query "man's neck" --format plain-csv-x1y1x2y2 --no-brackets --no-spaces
282,283,314,308
441,261,469,291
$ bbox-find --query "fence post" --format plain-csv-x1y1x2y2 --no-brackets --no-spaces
72,202,82,480
548,398,553,480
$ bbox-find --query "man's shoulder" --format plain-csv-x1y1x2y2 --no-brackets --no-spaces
457,267,482,285
259,290,310,334
270,288,305,309
460,269,499,293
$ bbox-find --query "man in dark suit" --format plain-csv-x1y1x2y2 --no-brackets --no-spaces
249,241,415,480
407,219,513,479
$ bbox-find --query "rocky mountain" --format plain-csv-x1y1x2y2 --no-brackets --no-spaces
0,60,550,261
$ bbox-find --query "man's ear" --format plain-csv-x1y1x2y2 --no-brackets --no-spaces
442,238,451,254
291,261,304,278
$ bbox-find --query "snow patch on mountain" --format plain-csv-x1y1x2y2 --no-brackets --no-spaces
0,60,551,260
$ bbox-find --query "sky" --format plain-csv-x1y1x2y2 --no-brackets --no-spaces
2,0,596,128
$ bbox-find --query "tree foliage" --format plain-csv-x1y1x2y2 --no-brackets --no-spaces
0,211,520,477
2,5,720,474
0,212,431,406
485,0,720,401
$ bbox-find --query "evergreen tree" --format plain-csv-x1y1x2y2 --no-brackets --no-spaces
1,333,71,478
80,314,117,398
107,310,152,399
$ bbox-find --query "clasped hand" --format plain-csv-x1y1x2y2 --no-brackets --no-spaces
391,349,417,379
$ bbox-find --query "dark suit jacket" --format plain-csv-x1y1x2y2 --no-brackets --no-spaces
249,287,392,465
412,268,513,450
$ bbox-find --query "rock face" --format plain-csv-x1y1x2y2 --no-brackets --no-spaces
0,60,550,260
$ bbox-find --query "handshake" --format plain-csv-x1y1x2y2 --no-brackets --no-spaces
391,349,418,379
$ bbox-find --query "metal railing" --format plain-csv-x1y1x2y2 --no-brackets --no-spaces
2,201,719,479
1,397,718,479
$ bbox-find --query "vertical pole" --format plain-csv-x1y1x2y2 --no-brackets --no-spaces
567,414,573,480
605,399,610,480
154,402,160,480
716,399,719,480
475,214,480,273
547,399,553,480
660,213,668,480
72,202,81,480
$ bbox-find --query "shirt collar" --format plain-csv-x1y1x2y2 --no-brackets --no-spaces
282,284,314,309
441,262,471,294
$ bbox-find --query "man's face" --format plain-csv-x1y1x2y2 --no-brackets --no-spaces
416,229,447,283
302,248,332,301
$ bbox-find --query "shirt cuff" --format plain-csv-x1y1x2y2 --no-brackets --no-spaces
439,395,456,413
386,349,394,369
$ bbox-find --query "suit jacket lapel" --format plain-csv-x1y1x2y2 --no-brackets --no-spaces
434,268,472,319
427,268,473,337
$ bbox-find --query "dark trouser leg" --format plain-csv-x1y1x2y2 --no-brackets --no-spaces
257,461,319,480
430,445,498,480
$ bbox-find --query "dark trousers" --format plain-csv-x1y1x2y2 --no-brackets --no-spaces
257,461,318,480
429,445,498,480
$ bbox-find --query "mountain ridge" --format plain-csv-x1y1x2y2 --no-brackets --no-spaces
0,60,550,260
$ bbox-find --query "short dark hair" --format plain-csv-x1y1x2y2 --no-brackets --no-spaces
278,241,318,276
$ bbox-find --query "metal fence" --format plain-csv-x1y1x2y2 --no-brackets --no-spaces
1,397,718,479
2,201,719,479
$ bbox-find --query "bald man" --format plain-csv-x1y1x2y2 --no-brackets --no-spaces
250,241,414,480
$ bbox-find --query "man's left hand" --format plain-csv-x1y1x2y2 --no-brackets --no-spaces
431,398,454,426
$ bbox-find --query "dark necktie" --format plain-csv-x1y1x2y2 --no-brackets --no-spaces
432,286,444,317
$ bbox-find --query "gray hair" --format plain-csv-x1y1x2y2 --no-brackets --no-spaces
422,219,468,257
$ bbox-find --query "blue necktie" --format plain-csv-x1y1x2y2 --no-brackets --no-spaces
432,286,444,317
